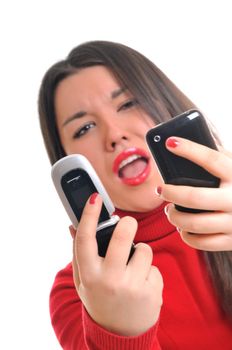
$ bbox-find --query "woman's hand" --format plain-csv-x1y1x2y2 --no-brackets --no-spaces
156,137,232,251
70,193,163,336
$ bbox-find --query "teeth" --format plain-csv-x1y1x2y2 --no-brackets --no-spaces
119,155,141,170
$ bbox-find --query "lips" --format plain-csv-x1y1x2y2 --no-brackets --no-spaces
113,147,151,186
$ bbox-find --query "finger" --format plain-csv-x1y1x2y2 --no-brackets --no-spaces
70,225,81,289
179,230,232,251
217,145,232,159
166,204,232,234
72,246,81,290
160,185,232,212
146,265,163,294
126,243,153,284
103,216,138,269
74,193,102,277
165,137,232,181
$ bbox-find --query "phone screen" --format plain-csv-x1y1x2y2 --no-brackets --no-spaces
61,168,110,223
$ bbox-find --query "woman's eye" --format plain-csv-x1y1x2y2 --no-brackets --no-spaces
118,99,138,112
73,122,95,139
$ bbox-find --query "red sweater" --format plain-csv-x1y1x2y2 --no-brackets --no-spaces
50,203,232,349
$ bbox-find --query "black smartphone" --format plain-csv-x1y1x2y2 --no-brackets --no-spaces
145,109,220,213
51,154,135,258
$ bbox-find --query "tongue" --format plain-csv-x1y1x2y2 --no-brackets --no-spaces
120,159,147,179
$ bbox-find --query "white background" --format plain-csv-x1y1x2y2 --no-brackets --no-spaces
0,1,231,349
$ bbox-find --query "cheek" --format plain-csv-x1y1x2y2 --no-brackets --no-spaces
134,114,155,134
143,115,156,129
62,141,76,156
58,129,73,154
60,134,100,158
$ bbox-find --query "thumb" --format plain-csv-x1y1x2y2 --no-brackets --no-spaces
72,240,81,290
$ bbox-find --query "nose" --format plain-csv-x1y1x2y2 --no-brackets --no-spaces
104,121,128,151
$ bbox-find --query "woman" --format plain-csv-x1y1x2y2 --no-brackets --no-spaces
38,40,232,349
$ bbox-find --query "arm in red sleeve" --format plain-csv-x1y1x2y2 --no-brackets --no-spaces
49,263,161,350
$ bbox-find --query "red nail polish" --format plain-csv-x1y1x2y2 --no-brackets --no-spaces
156,186,162,196
69,225,76,239
166,137,179,148
89,192,98,204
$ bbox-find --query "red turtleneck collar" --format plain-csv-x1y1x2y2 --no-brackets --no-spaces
114,202,176,244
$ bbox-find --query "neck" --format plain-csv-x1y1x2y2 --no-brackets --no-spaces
114,202,176,243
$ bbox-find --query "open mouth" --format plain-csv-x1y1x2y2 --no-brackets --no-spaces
118,155,148,178
113,148,151,186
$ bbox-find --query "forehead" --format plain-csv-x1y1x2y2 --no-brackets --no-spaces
55,66,121,99
54,66,126,126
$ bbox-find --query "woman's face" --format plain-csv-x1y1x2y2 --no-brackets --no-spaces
55,66,163,212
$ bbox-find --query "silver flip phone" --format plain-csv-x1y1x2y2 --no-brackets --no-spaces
51,154,135,258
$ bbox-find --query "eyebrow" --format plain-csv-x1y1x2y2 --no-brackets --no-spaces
62,110,86,127
62,86,127,127
111,86,127,99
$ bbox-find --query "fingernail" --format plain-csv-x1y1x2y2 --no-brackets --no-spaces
164,205,169,215
69,225,76,239
166,137,180,148
176,227,181,233
155,186,162,196
89,192,98,204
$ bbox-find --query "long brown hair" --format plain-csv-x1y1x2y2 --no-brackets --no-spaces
38,40,232,318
